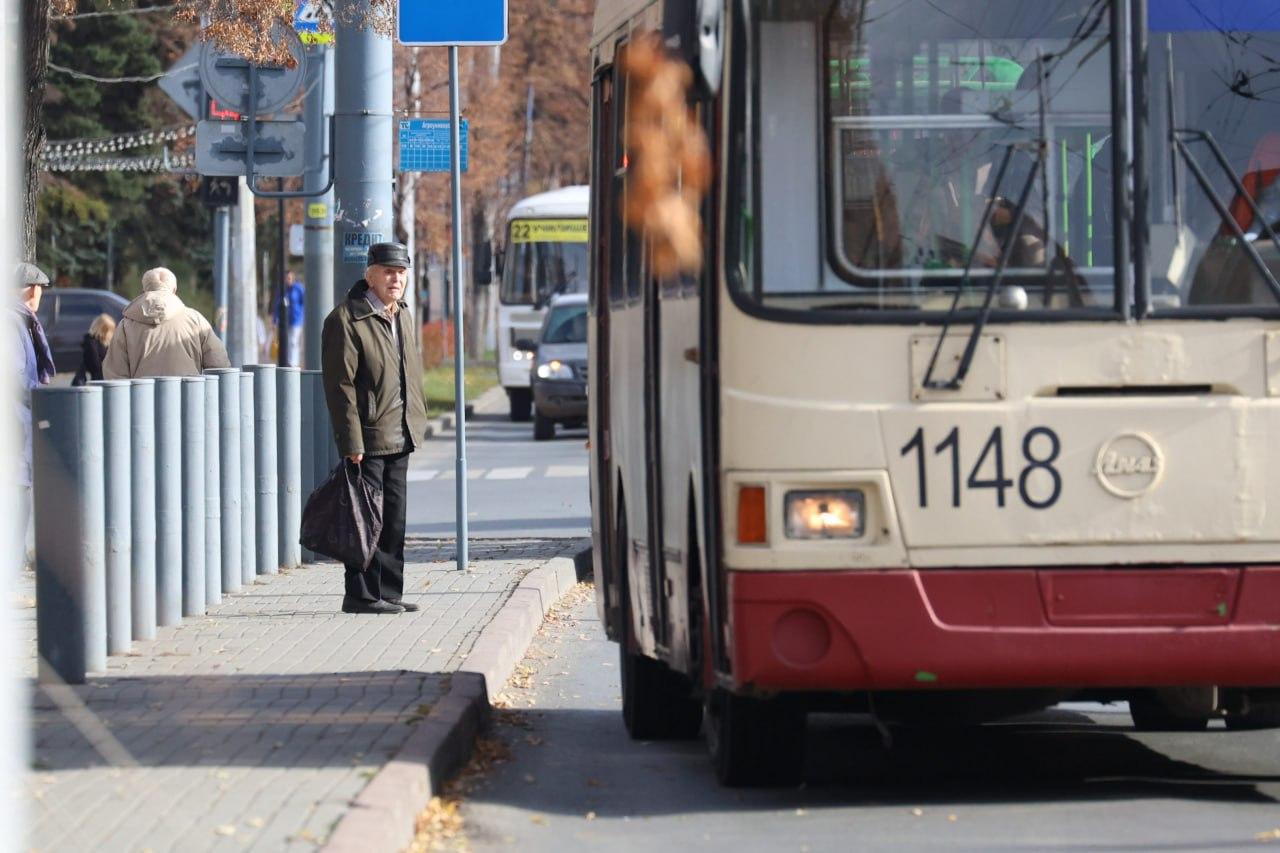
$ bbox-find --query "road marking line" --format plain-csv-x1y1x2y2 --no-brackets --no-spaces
407,469,440,482
545,465,589,478
487,467,533,480
438,468,487,480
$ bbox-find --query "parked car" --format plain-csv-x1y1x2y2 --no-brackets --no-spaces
36,288,130,374
523,293,588,441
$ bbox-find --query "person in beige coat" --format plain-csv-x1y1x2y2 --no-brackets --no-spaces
103,267,230,379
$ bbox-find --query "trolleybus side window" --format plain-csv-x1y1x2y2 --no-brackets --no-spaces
739,0,1122,319
1146,2,1280,314
592,69,615,314
610,43,629,305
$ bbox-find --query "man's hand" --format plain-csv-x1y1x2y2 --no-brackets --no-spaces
347,453,364,464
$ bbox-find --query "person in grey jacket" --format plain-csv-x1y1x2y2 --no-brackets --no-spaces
14,262,54,558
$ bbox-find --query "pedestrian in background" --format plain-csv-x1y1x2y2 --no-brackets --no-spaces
275,270,305,366
103,267,230,379
14,262,54,561
321,243,429,615
71,313,115,387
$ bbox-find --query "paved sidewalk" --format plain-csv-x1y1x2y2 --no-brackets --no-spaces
21,538,584,853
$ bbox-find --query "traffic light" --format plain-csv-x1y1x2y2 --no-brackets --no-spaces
621,33,712,279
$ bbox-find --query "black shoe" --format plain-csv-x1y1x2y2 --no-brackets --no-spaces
342,598,405,615
385,599,420,612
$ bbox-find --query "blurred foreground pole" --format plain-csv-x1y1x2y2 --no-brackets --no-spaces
180,377,206,616
239,372,257,586
248,365,279,576
154,377,183,626
277,367,302,569
95,381,132,655
130,379,157,640
33,388,106,683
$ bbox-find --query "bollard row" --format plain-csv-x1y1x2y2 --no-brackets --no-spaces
31,366,330,685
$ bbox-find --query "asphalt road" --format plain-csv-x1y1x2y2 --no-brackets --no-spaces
406,394,591,539
461,592,1280,852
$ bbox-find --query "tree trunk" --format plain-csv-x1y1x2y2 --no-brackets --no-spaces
22,0,51,262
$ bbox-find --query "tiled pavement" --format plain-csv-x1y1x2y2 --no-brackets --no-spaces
20,537,585,853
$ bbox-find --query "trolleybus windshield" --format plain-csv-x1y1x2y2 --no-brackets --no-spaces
1146,0,1280,314
739,0,1121,319
500,219,590,307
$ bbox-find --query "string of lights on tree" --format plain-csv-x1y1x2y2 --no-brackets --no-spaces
42,125,196,162
43,153,196,174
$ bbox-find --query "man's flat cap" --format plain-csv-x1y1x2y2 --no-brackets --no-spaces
368,242,411,269
17,262,49,288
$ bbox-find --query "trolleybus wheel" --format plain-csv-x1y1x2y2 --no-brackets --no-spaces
706,688,805,787
533,412,555,441
508,388,532,422
1128,687,1214,732
618,512,702,740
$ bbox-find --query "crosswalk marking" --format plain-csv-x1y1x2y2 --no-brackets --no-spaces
546,465,589,478
487,467,534,480
407,464,589,483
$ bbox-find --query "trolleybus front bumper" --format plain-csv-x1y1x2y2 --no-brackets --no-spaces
729,567,1280,692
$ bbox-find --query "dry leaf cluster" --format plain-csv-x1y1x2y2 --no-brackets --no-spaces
620,33,712,278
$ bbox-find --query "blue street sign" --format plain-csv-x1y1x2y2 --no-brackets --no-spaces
399,119,468,173
1150,0,1280,32
397,0,508,46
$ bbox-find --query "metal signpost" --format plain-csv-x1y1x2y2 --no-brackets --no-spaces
398,1,507,571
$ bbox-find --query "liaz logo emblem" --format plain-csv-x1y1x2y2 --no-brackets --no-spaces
1094,433,1164,499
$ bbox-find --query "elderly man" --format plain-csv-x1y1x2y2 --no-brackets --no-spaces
321,243,429,615
14,262,54,558
103,267,229,378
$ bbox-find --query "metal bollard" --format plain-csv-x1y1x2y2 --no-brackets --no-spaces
239,372,257,587
154,377,183,627
181,377,206,616
248,365,279,576
130,379,157,641
299,371,317,563
277,367,302,570
213,370,242,595
314,371,335,489
203,373,222,607
92,381,132,656
33,387,106,683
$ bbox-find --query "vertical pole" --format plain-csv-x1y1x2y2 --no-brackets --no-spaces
211,370,242,594
229,177,259,366
94,381,132,655
203,373,222,607
213,206,231,339
277,367,302,569
33,388,106,683
449,46,469,572
248,365,279,576
300,371,318,563
130,379,156,641
181,377,206,617
305,44,335,370
333,0,394,313
277,182,288,367
154,378,183,626
240,373,257,586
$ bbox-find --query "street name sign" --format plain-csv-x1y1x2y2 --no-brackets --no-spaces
399,119,468,173
398,0,508,46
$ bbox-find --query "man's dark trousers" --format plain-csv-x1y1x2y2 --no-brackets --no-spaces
345,450,410,603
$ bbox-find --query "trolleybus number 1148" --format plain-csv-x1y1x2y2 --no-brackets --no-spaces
900,426,1063,511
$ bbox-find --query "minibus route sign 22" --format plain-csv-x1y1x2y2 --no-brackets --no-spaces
900,426,1063,510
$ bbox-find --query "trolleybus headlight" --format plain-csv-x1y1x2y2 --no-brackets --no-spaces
536,360,573,380
784,490,865,540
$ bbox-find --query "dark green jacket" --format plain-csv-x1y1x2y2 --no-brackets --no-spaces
321,281,429,457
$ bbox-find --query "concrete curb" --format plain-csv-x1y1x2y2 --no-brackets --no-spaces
322,544,589,853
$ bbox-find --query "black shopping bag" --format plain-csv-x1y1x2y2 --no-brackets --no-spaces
300,461,384,569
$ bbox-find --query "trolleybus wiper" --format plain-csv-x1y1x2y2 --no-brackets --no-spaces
921,145,1041,391
1172,128,1280,305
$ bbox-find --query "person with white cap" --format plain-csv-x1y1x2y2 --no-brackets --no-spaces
14,261,54,557
103,267,230,378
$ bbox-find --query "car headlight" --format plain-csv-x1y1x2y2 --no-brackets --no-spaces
535,360,574,380
784,490,865,539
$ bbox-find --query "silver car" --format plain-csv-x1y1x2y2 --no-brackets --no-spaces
526,293,588,441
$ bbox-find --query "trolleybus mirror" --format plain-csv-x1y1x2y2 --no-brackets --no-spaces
515,339,538,354
473,239,494,286
663,0,724,98
494,246,505,279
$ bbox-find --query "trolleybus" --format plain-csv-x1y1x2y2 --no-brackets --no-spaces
498,185,590,421
589,0,1280,785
